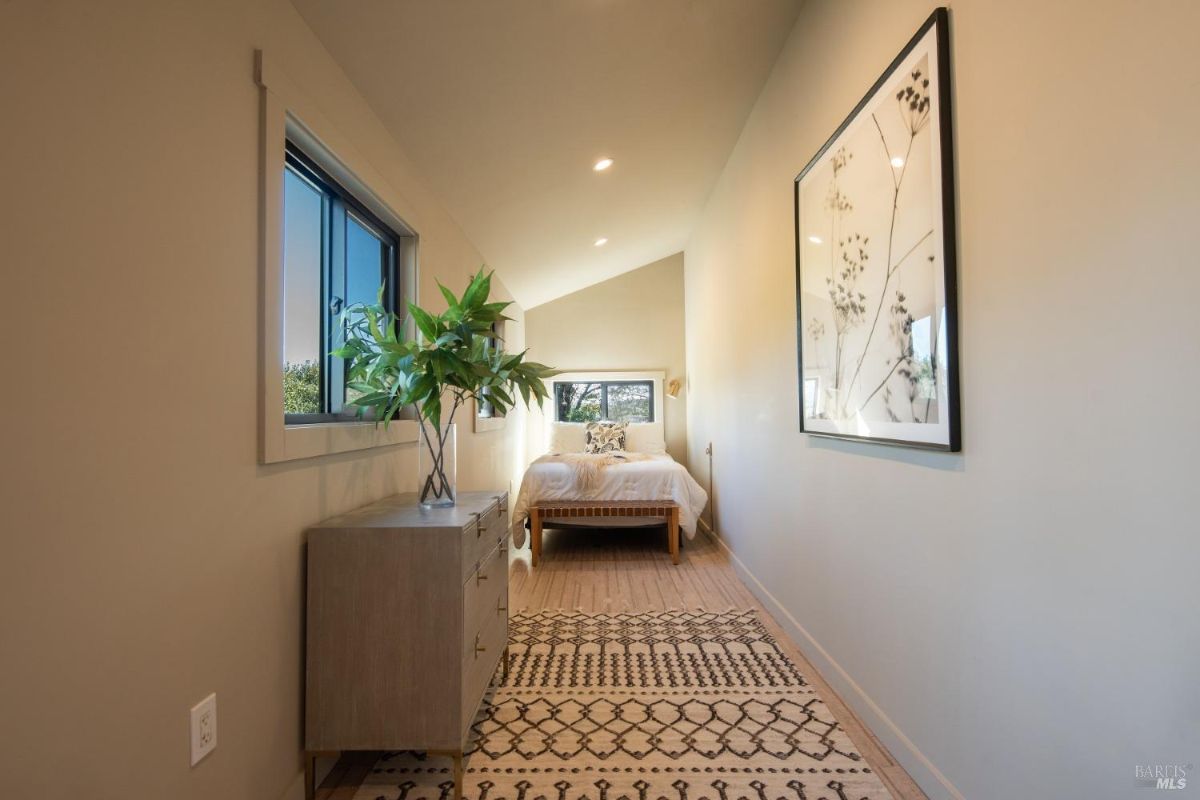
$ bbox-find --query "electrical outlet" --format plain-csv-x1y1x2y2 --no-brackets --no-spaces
190,693,217,766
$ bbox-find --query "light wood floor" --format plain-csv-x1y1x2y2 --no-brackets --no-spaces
318,525,927,800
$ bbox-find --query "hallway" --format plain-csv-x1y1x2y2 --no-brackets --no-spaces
318,529,926,800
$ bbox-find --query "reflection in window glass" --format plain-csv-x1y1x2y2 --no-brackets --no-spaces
910,316,936,401
345,213,385,308
803,377,819,418
342,214,388,405
282,168,323,414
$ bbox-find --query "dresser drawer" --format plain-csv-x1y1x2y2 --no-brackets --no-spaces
461,599,508,731
461,532,509,733
460,492,508,583
463,538,508,637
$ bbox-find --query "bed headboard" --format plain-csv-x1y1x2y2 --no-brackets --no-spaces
546,370,666,452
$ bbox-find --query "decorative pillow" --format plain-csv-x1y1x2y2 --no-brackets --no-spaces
624,423,667,455
548,422,588,453
584,421,628,454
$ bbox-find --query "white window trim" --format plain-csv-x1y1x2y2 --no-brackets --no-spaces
256,51,419,463
547,370,666,448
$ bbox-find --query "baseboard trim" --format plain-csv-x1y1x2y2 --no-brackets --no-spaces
698,525,964,800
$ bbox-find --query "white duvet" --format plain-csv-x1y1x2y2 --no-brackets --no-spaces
511,454,709,541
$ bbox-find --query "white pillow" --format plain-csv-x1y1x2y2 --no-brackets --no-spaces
624,423,667,455
548,422,587,453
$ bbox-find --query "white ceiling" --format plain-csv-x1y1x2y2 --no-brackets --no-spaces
291,0,803,308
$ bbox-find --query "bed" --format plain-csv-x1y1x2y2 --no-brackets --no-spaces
511,422,708,566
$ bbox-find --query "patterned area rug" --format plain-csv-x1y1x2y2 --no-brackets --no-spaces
355,610,892,800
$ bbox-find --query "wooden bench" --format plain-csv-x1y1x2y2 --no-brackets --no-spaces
529,500,681,566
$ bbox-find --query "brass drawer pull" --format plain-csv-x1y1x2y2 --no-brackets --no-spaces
476,571,488,586
499,541,508,556
496,597,507,615
492,494,507,512
474,633,486,658
473,512,483,537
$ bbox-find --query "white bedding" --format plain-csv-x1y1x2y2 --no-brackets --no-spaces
511,454,708,541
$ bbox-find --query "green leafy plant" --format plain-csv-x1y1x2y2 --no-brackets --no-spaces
333,268,555,504
282,360,320,414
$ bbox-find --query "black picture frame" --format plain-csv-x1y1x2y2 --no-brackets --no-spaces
793,7,960,452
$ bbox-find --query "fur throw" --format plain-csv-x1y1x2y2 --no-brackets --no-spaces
535,451,654,493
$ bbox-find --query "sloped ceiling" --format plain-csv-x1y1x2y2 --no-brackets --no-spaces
291,0,803,308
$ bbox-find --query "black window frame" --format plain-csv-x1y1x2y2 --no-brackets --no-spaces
283,140,403,425
553,380,655,423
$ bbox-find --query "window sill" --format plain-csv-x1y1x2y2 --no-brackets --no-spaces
262,418,418,464
472,394,507,432
474,415,506,432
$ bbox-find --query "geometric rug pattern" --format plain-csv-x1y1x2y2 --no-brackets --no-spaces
355,610,893,800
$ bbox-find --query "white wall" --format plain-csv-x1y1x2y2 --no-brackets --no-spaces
526,253,688,463
0,1,525,798
684,2,1200,798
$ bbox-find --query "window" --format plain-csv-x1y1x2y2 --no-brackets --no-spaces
476,323,502,419
282,141,402,423
554,381,654,423
258,56,419,463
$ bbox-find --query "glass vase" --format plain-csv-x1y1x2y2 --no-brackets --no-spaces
418,420,457,508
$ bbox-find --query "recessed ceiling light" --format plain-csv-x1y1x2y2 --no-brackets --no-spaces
808,235,823,244
890,156,905,168
594,237,608,247
593,158,614,172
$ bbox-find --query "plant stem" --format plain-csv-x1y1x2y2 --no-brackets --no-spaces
419,420,444,502
858,357,906,413
842,118,920,416
419,394,462,503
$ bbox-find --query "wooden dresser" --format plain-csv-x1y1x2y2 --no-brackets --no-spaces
304,491,510,800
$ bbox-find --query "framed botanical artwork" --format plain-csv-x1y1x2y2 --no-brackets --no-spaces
794,7,960,451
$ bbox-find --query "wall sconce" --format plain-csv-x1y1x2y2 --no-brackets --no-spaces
666,378,682,399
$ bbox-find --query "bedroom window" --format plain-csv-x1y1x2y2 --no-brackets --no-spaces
554,381,654,423
282,140,403,424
